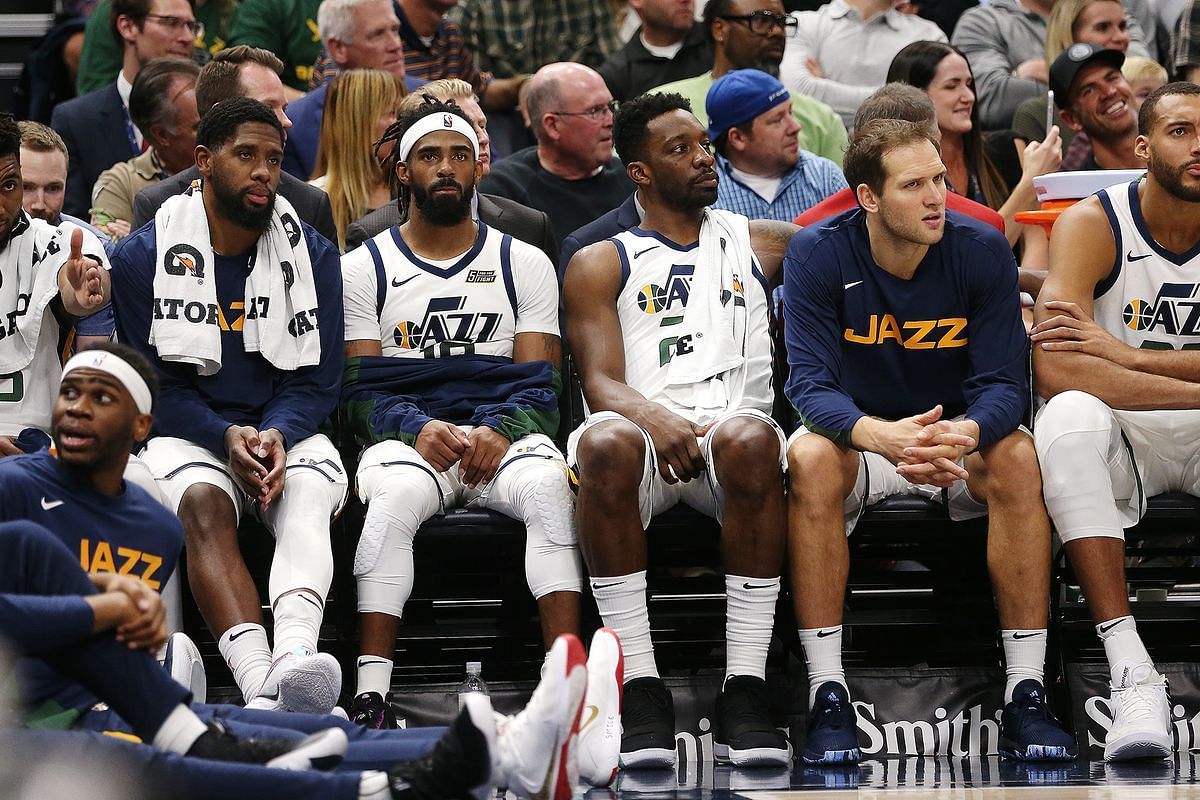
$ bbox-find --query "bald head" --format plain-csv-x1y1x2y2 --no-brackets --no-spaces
525,62,610,141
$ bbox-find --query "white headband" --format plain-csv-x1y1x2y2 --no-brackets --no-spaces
62,351,153,415
397,112,480,162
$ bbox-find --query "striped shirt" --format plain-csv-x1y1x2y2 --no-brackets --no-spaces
713,152,847,222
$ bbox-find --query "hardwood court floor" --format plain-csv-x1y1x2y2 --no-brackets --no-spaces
605,756,1200,800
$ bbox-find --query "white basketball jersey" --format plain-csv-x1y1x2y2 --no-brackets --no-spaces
608,226,773,421
0,314,62,437
341,223,559,360
1095,180,1200,351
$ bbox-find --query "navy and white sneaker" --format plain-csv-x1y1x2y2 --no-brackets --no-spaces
801,681,861,765
1000,679,1076,762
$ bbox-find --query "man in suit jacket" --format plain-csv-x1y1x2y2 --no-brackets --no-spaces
130,45,338,244
345,193,556,264
557,191,639,283
51,0,197,218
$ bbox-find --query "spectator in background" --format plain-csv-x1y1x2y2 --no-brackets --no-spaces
51,0,199,218
951,0,1149,130
708,70,847,221
1124,54,1168,103
225,0,321,99
779,0,947,127
16,121,116,353
130,45,338,244
1051,44,1142,169
75,0,234,96
308,70,404,250
481,62,634,247
282,0,418,180
887,41,1061,263
598,0,712,103
650,0,849,166
91,57,201,241
1012,0,1135,170
345,80,558,262
452,0,622,78
16,122,105,239
310,0,529,114
1173,0,1200,81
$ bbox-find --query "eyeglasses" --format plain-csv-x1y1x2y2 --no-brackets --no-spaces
718,11,797,37
144,14,205,37
550,100,618,121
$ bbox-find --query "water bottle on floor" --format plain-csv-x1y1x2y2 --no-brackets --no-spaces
457,661,490,711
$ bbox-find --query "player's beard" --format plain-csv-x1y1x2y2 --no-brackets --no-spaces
52,421,132,474
1148,150,1200,203
413,179,475,226
208,168,276,232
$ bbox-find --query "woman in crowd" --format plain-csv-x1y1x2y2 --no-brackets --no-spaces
309,69,405,250
887,41,1061,267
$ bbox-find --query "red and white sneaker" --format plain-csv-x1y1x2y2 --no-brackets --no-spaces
577,628,623,787
495,634,587,800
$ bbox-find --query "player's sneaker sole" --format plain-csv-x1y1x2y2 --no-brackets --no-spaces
1104,732,1172,761
277,652,342,715
578,628,623,787
264,728,348,771
714,742,793,767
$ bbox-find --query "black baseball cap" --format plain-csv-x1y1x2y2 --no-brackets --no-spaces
1050,43,1125,109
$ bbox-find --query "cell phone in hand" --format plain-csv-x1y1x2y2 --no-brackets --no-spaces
1046,90,1055,138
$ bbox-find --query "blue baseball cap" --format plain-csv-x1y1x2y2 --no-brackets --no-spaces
705,69,791,141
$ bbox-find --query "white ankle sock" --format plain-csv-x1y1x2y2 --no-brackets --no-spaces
725,574,779,680
272,590,325,657
358,770,390,800
798,625,847,708
357,655,394,697
151,704,209,755
218,622,273,700
1001,629,1047,703
591,570,658,681
1097,616,1154,686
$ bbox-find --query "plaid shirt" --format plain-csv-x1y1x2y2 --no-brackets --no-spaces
309,0,492,94
450,0,621,77
713,153,848,222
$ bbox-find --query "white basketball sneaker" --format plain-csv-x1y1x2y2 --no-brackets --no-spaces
577,628,623,787
495,634,587,800
1104,662,1172,761
163,631,207,703
247,648,342,714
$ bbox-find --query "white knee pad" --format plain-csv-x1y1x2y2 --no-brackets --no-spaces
355,465,441,617
1035,391,1129,544
494,458,583,599
266,469,340,606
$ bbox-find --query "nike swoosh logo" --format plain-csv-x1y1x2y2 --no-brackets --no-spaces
1098,620,1123,634
228,629,254,642
634,246,659,258
579,704,600,731
743,582,775,590
392,275,417,288
816,628,840,638
1011,632,1042,640
40,497,64,510
843,281,863,290
591,581,624,590
1127,251,1153,262
357,658,391,666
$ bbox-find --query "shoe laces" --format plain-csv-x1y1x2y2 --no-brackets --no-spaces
1112,679,1167,724
624,682,670,724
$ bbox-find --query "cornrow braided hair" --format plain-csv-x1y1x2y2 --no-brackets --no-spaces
374,95,470,223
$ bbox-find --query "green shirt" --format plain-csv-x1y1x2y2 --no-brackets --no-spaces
650,71,849,167
226,0,322,91
75,0,234,95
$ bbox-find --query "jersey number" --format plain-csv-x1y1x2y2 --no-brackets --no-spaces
0,372,23,403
